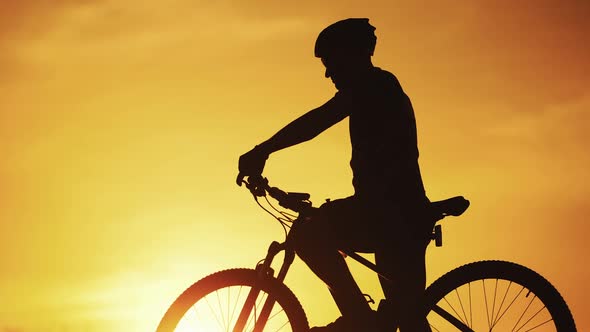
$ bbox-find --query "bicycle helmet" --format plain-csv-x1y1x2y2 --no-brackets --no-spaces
314,18,377,58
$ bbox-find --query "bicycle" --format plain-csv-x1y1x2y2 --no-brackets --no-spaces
156,176,576,331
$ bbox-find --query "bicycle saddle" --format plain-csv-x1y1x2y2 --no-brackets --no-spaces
430,196,470,218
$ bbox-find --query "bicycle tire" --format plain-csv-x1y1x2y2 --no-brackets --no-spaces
423,260,576,331
156,268,309,332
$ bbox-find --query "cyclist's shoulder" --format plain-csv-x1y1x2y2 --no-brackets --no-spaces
372,67,402,87
332,67,403,101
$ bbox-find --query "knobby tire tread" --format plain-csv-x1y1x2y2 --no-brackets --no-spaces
156,268,309,332
423,260,576,331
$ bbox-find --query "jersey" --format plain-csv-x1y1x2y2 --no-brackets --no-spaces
332,67,428,208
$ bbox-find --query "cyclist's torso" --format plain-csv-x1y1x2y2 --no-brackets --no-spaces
333,67,428,209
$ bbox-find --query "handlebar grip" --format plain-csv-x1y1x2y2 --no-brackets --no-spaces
267,186,288,200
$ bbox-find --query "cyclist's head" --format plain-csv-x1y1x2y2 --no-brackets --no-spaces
314,18,376,60
315,19,376,90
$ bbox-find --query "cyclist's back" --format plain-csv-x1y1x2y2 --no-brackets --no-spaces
338,66,427,207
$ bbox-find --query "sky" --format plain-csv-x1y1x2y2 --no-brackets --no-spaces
0,0,589,331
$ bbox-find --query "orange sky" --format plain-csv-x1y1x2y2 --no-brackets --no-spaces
1,1,589,331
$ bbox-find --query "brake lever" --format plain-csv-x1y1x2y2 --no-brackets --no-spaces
245,176,268,197
267,186,288,201
236,173,245,186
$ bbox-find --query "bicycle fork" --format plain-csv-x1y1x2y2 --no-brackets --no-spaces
233,240,295,332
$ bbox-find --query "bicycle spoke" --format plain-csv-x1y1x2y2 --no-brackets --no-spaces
491,279,498,325
268,307,286,322
482,279,491,329
205,295,226,331
191,304,203,328
260,305,291,332
491,281,512,328
429,323,441,332
228,286,244,330
513,294,537,332
468,282,473,328
430,279,553,332
518,304,549,332
234,285,262,332
158,269,303,332
216,290,228,331
227,286,231,332
524,317,553,331
493,285,526,327
442,296,468,326
454,287,469,327
424,262,573,332
431,305,474,332
273,319,290,332
256,292,271,331
244,295,259,332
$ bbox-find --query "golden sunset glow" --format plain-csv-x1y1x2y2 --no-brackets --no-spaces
1,1,588,331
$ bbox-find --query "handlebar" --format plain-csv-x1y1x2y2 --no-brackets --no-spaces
239,175,312,214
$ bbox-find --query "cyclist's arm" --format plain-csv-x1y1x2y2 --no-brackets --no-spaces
256,96,350,155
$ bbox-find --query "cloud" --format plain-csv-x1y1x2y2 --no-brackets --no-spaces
483,94,590,150
0,0,319,91
4,1,312,56
467,93,590,204
366,1,590,114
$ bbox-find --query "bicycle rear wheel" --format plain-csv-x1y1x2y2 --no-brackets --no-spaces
423,260,576,332
157,268,309,332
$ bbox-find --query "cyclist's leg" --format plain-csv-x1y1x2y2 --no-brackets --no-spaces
290,197,375,324
376,214,432,332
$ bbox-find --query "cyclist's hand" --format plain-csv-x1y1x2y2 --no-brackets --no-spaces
236,146,269,186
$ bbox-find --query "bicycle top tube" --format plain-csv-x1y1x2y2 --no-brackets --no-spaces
239,174,469,221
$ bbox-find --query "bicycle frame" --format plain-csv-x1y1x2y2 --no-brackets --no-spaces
242,220,472,332
157,177,573,332
234,177,473,332
232,238,296,331
236,219,382,332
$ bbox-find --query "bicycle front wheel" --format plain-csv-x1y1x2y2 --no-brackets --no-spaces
423,260,576,332
156,268,309,332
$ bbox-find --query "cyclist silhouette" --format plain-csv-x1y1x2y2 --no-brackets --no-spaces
238,18,432,331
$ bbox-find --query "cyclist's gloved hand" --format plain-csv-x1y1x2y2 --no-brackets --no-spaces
236,145,269,185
